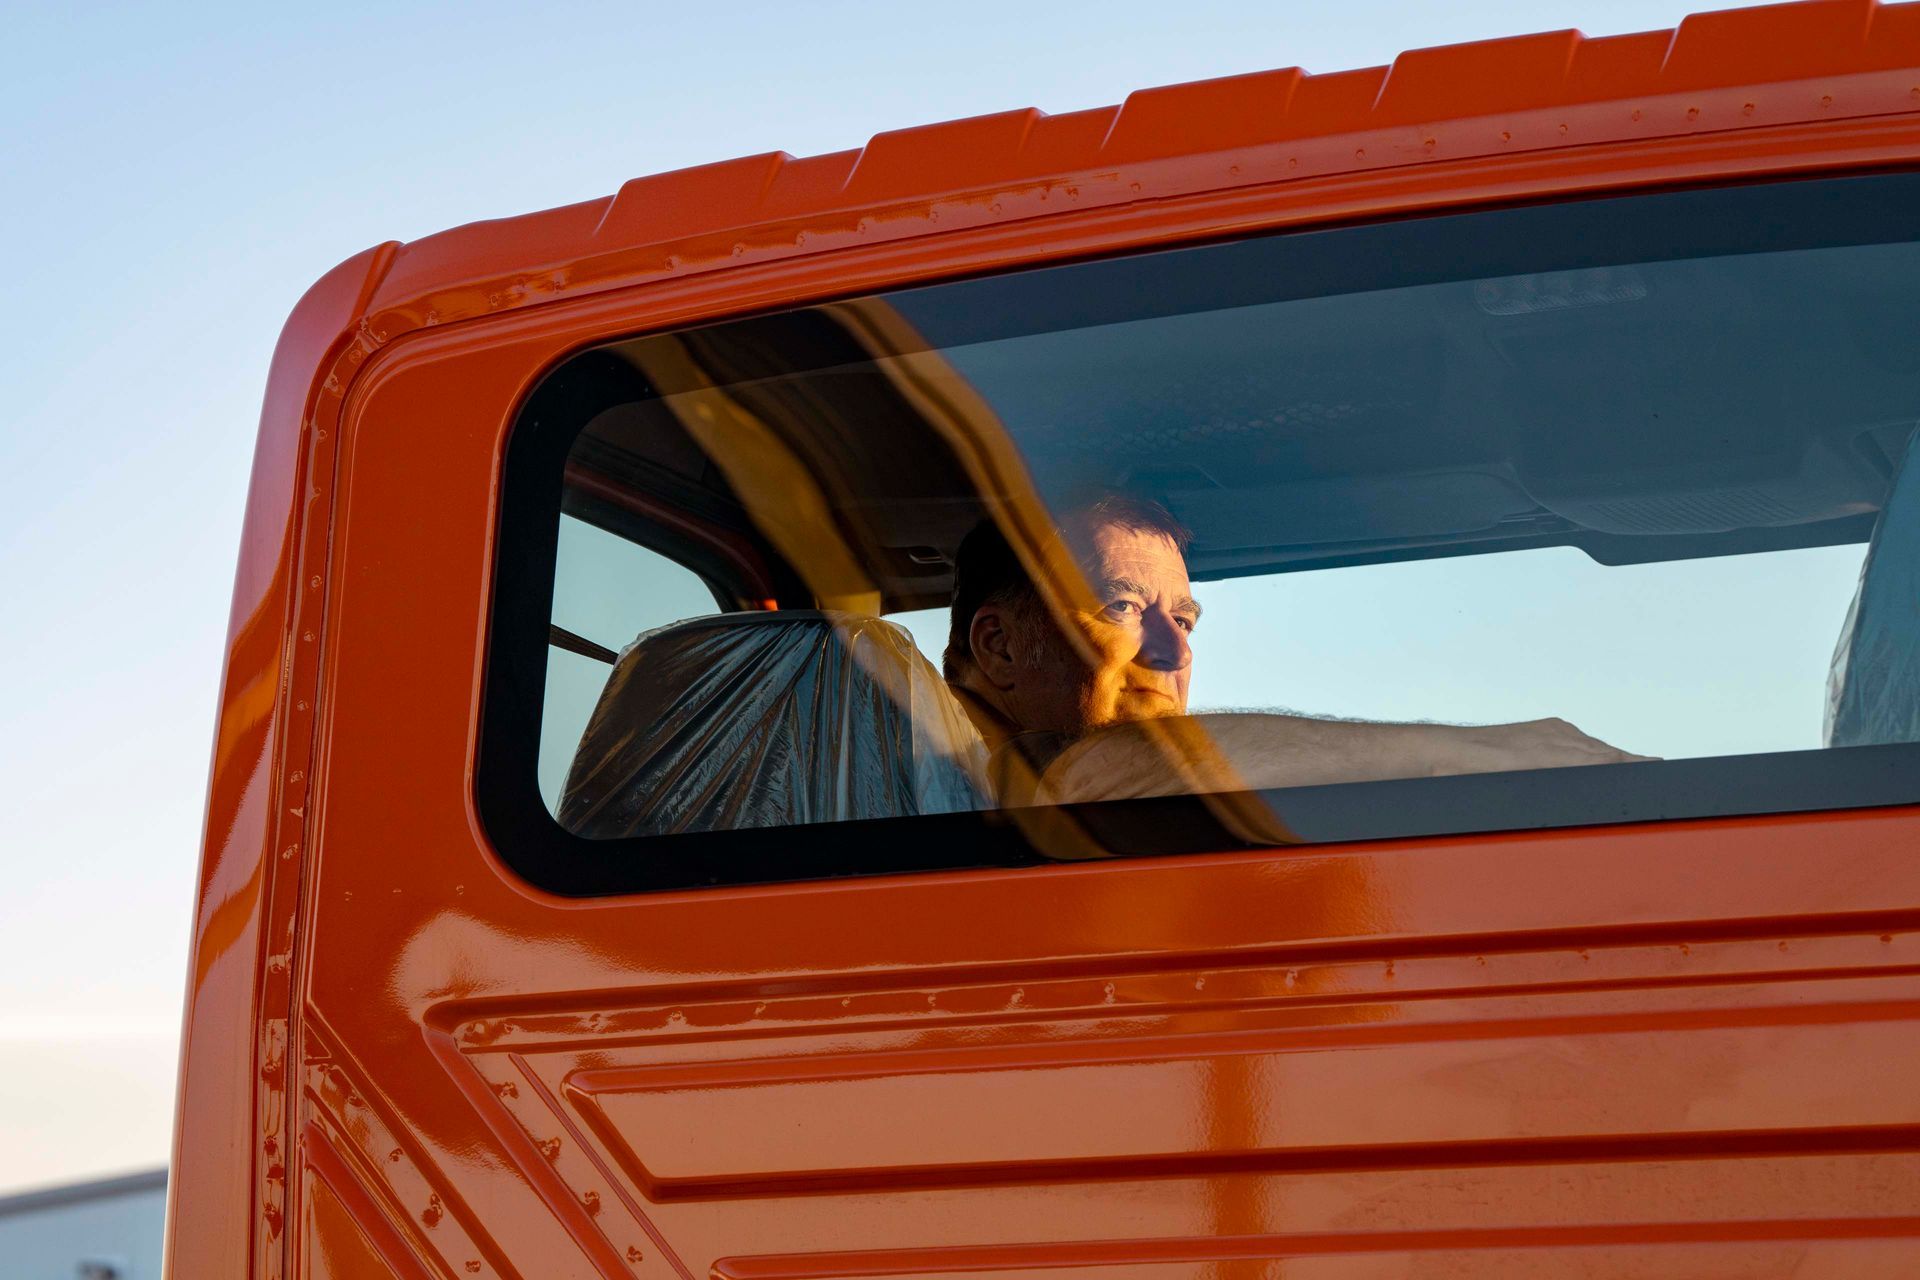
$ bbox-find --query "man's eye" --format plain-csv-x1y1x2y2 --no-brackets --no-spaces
1175,616,1196,633
1104,599,1142,618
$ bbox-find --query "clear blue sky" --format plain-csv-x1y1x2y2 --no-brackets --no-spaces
0,0,1798,1193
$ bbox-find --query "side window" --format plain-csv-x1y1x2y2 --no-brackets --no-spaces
487,173,1920,896
540,515,718,810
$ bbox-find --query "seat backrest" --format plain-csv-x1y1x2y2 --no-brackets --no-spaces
558,611,988,838
1826,427,1920,748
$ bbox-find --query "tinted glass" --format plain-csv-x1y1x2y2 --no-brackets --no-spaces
485,174,1920,895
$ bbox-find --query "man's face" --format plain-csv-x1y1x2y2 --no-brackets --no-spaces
1005,520,1200,734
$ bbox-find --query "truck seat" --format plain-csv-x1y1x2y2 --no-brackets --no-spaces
1826,427,1920,748
557,611,989,838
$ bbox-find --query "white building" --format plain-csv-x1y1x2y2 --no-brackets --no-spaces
0,1170,166,1280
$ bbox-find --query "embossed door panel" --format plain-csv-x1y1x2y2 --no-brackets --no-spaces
555,1003,1919,1193
707,1239,1920,1279
388,925,1920,1272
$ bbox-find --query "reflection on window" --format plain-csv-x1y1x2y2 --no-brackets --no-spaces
516,182,1920,864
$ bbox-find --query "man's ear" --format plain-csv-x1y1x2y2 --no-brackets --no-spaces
968,605,1020,690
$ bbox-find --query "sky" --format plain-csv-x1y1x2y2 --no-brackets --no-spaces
0,0,1835,1195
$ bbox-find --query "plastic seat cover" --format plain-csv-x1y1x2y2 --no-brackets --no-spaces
1827,427,1920,748
558,611,988,838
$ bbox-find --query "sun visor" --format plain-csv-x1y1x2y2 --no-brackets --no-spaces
1532,440,1881,537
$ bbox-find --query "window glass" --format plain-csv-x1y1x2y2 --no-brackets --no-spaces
539,515,719,809
486,175,1920,894
888,540,1866,762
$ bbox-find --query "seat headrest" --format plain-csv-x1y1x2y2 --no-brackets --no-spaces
1827,426,1920,748
558,611,988,838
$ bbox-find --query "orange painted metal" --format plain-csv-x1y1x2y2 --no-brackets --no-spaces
168,3,1920,1277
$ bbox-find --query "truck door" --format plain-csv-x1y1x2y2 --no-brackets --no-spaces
293,173,1920,1278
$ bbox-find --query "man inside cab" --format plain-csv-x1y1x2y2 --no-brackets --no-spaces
942,495,1646,805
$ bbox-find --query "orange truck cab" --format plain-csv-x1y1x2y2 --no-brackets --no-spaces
169,3,1920,1275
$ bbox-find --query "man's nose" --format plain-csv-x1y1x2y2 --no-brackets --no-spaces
1138,606,1193,672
